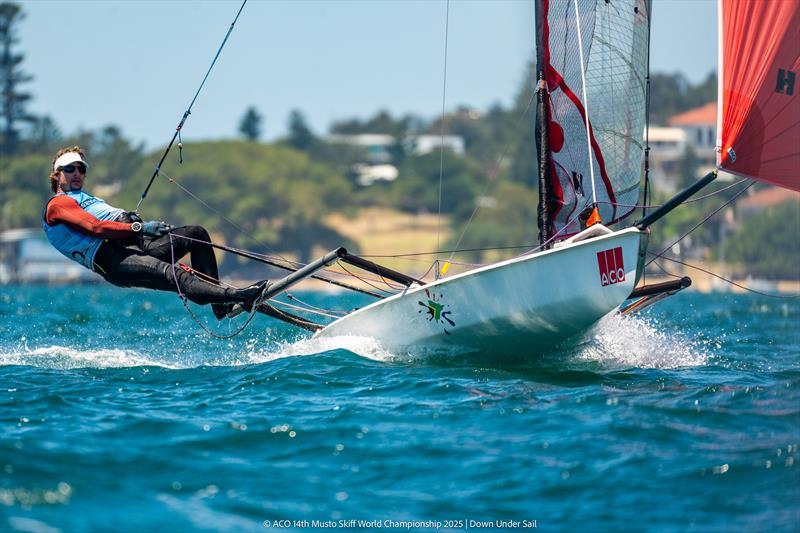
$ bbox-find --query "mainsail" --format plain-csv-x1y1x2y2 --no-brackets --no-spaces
717,0,800,191
536,0,651,243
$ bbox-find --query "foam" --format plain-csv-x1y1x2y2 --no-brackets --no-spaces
569,312,710,370
0,345,180,370
249,335,397,364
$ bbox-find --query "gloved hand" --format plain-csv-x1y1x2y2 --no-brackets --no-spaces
142,220,172,237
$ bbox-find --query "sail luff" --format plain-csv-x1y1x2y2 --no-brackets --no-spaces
717,0,800,191
572,0,599,207
535,0,650,239
535,0,555,248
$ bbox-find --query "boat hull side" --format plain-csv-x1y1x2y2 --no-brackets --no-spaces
316,228,646,358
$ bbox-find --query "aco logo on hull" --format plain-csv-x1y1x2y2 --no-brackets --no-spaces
597,247,625,286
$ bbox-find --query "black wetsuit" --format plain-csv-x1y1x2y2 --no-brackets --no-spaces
93,225,252,307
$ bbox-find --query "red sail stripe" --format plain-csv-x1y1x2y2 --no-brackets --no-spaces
547,65,619,214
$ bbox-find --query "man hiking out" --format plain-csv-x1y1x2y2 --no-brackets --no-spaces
42,146,267,319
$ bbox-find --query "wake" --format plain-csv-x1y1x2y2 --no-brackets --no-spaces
566,312,711,370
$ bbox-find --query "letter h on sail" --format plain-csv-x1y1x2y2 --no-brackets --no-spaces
775,69,795,96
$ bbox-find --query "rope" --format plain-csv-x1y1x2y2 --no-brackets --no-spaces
646,180,754,267
595,178,752,210
284,294,348,318
167,232,258,339
136,0,249,212
436,0,451,257
648,254,800,299
445,90,538,265
160,170,285,259
573,0,598,206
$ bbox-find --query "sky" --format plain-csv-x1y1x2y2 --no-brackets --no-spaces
17,0,717,149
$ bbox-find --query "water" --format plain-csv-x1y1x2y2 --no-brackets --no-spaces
1,286,798,532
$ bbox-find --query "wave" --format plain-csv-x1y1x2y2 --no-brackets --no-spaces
0,344,181,370
1,311,711,372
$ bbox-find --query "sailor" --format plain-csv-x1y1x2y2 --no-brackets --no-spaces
43,146,266,319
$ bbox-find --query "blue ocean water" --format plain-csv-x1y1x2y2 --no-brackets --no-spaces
1,285,798,532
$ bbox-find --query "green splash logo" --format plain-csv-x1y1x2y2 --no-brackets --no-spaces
418,289,455,335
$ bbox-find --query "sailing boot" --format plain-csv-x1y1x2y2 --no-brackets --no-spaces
219,280,271,319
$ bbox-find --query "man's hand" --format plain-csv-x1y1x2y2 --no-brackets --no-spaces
142,221,172,237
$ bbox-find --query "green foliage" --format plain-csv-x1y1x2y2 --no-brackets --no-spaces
724,201,800,279
676,145,699,189
112,140,354,268
330,109,424,138
388,152,484,218
0,1,36,155
285,109,315,151
0,153,51,229
649,71,717,125
445,181,538,262
238,106,263,141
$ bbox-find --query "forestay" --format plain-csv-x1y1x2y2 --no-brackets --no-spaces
536,0,651,238
717,0,800,192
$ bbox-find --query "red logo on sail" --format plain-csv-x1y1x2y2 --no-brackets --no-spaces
597,247,625,286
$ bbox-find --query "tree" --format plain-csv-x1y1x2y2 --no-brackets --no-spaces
725,200,800,279
508,58,538,187
649,71,717,125
27,114,61,152
0,2,35,155
677,144,699,189
286,109,315,150
238,106,263,141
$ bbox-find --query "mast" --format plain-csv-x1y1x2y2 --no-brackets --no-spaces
535,0,554,248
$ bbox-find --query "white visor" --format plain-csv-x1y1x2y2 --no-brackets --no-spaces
54,152,89,172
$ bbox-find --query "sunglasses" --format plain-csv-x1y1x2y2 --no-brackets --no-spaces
60,163,87,174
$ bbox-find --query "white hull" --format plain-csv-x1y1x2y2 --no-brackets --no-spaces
315,226,647,358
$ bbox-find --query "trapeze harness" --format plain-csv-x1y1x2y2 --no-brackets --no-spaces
42,191,126,271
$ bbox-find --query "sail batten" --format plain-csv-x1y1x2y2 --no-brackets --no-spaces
717,0,800,191
535,0,651,240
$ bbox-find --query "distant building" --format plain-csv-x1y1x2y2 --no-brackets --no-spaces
325,132,466,186
667,101,717,172
353,164,399,187
0,229,99,285
325,133,396,165
408,134,465,156
646,126,688,192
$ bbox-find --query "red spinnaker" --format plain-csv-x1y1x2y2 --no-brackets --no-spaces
718,0,800,191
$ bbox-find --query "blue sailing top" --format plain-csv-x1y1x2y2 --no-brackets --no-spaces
42,191,126,271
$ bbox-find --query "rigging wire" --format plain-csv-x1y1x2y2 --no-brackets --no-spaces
283,294,349,318
594,178,752,209
649,255,800,300
646,180,754,267
642,0,653,221
572,0,598,207
136,0,248,213
436,0,451,257
444,91,538,265
167,233,259,339
159,231,389,298
159,170,284,258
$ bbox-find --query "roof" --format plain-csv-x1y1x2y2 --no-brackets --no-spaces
738,186,800,209
668,102,717,126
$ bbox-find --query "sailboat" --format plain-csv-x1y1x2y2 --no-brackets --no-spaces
275,0,658,356
222,0,798,357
